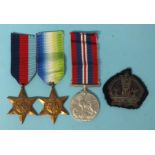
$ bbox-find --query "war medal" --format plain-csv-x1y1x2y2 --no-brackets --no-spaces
37,31,68,123
8,33,37,123
70,32,100,121
103,68,148,109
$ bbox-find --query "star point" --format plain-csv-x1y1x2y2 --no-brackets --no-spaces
7,86,38,124
39,85,69,123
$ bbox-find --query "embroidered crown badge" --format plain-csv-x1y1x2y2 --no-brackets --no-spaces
103,69,148,109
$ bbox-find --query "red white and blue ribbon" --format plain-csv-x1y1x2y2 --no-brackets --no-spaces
11,33,36,86
70,32,99,85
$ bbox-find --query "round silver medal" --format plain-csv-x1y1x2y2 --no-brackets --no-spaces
71,88,99,121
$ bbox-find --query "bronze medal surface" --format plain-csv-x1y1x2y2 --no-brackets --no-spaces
39,84,69,123
8,86,38,123
71,88,99,121
103,68,148,109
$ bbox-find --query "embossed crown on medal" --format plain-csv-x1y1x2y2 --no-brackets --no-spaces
70,32,100,121
103,69,148,109
8,33,38,123
37,31,69,123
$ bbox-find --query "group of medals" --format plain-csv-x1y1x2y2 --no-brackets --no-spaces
8,31,148,124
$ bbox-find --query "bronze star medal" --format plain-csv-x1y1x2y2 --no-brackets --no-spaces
39,84,69,123
8,86,38,123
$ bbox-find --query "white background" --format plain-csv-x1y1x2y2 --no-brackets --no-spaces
0,0,155,154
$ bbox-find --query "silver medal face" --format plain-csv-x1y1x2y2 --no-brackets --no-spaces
71,90,99,121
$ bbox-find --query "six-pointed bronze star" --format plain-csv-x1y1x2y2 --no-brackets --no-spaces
39,85,69,123
8,86,38,124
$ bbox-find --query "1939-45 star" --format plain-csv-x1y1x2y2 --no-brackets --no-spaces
8,86,38,123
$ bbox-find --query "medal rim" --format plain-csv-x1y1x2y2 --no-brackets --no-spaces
70,89,100,122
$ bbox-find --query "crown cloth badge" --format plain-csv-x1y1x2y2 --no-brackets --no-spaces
103,68,148,109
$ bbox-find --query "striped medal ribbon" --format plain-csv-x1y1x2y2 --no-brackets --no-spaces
70,32,99,85
11,33,36,85
37,31,64,85
70,32,100,122
8,33,37,124
37,31,68,124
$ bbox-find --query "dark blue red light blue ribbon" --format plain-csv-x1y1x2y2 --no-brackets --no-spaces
11,33,36,85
